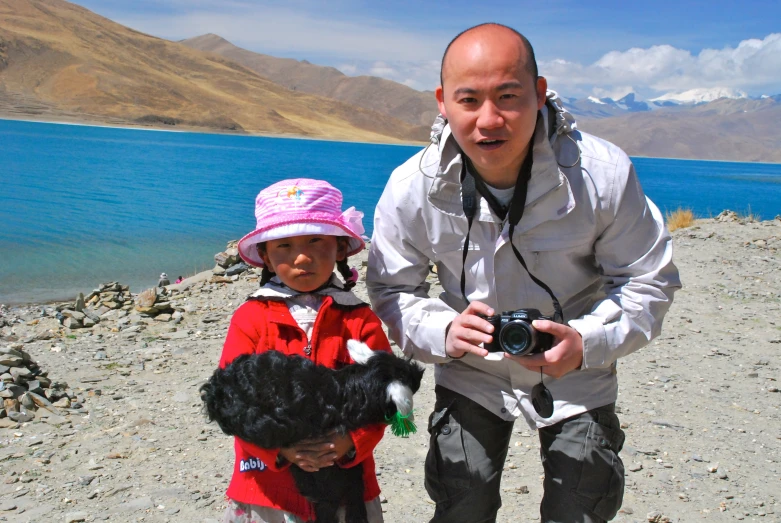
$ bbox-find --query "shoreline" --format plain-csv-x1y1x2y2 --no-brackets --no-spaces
3,214,779,309
0,114,428,148
5,114,781,163
629,153,781,167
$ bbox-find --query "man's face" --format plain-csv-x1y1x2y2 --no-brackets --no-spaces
436,30,547,188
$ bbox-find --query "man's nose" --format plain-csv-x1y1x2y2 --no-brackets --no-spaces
476,101,504,129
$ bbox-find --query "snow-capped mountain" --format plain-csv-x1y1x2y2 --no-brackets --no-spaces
614,93,651,112
565,87,772,119
570,92,653,118
650,87,748,105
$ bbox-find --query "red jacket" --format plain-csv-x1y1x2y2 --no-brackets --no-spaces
218,293,391,520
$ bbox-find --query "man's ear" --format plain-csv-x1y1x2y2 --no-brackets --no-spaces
435,86,448,119
536,76,548,110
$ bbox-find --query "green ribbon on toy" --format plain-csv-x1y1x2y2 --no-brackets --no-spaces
385,410,417,438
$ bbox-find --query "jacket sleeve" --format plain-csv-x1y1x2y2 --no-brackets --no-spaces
234,438,288,473
219,301,263,368
366,175,458,364
342,309,392,468
219,302,288,472
568,155,681,369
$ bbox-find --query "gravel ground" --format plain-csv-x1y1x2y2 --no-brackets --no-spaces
0,215,779,523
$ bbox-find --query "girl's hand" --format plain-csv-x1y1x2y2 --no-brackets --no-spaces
279,437,339,472
279,432,355,472
326,431,355,463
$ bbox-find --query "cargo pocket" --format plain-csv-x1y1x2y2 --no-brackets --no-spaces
574,420,626,521
424,401,471,503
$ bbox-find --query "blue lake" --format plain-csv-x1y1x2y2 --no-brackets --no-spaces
2,118,780,305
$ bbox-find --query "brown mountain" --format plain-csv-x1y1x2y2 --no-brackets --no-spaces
578,97,781,163
0,0,427,143
180,34,439,128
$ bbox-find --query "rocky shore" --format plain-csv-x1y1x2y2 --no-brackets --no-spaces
0,215,779,523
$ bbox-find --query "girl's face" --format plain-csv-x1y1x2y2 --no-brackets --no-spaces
259,235,346,292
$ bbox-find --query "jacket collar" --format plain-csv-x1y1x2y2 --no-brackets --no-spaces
425,91,577,235
248,275,365,307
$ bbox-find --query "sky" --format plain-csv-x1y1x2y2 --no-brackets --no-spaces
71,0,781,99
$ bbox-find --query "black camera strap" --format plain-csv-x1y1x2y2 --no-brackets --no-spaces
459,149,563,323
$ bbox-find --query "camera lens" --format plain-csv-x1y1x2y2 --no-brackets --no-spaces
499,321,534,356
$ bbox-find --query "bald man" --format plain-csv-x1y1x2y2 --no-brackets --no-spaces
368,23,680,523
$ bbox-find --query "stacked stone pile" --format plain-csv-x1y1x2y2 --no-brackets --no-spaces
0,344,77,426
133,286,175,319
53,282,134,330
212,241,251,283
83,281,133,313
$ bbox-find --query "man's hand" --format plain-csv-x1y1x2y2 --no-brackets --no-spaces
505,320,583,378
445,301,494,359
278,432,355,472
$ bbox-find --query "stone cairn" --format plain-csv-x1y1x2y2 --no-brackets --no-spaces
212,241,250,283
55,281,134,329
54,281,180,331
133,286,175,320
0,344,75,424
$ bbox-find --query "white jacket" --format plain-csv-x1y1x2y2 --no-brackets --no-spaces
367,92,681,428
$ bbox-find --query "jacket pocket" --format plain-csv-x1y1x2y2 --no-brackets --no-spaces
519,235,596,304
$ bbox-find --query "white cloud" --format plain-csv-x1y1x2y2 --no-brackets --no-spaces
100,1,780,98
541,33,781,98
369,62,397,77
336,59,439,91
337,64,357,75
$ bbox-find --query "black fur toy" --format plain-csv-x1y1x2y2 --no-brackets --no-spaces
200,340,424,523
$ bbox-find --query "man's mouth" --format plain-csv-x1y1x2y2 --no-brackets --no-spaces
476,139,505,150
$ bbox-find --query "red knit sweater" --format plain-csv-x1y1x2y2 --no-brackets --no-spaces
218,295,391,520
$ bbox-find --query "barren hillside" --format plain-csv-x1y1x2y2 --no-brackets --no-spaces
578,98,781,163
0,0,427,143
181,34,438,128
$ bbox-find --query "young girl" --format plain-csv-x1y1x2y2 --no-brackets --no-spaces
218,178,390,523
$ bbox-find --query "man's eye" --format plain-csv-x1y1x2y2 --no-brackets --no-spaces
499,93,518,100
459,97,477,104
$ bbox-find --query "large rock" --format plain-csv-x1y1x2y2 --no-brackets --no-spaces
63,317,83,329
214,247,240,268
75,293,85,312
135,288,157,309
10,367,33,382
61,310,86,321
0,355,24,367
30,317,61,340
82,308,101,323
225,262,249,276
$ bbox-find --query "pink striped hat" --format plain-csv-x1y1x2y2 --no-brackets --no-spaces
237,178,366,268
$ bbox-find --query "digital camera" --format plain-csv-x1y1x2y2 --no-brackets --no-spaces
481,309,554,357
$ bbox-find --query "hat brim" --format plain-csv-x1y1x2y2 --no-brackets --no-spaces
238,221,365,268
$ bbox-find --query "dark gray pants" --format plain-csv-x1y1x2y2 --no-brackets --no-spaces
424,386,625,523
